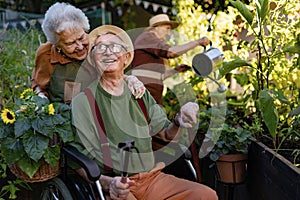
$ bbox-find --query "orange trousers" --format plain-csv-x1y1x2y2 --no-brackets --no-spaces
128,162,218,200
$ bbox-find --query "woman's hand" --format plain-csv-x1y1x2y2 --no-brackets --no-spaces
125,75,145,99
109,177,135,200
174,64,191,73
197,37,211,47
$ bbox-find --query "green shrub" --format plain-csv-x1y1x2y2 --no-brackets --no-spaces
0,24,44,110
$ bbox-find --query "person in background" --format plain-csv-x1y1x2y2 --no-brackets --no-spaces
71,24,218,200
130,14,211,105
31,2,145,104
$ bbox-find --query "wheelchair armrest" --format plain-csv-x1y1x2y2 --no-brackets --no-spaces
62,145,101,182
180,145,192,160
152,136,192,160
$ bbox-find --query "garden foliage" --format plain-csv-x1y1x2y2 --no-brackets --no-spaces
165,0,299,163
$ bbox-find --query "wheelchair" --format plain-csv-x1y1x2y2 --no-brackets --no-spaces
31,145,105,200
32,139,199,200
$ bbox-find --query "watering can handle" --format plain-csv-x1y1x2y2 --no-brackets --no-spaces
202,41,213,52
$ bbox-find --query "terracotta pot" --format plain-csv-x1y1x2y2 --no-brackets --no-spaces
216,153,248,184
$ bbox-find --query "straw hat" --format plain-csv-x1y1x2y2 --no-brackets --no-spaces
149,14,179,29
88,25,134,68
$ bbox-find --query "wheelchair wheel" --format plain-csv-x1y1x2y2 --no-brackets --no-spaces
38,177,73,200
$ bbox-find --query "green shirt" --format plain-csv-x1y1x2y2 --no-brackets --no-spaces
71,80,170,175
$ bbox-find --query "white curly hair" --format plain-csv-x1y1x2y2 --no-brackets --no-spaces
42,2,90,45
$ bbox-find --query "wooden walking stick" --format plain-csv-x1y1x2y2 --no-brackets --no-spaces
118,140,145,183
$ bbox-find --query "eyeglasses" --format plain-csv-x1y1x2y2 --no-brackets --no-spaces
93,43,126,54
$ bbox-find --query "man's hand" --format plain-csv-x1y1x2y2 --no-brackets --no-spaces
177,102,199,128
109,177,135,200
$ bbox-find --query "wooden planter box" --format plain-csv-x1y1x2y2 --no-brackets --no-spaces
247,141,300,200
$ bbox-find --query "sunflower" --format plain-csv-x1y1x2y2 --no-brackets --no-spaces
1,108,16,124
20,88,34,99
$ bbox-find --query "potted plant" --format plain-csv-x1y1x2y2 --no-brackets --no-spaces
199,106,254,184
0,88,74,182
209,125,253,183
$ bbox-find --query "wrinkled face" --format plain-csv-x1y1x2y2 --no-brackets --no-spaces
155,24,171,40
56,26,89,61
91,33,130,75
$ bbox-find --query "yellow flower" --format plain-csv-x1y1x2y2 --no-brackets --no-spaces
20,88,34,99
1,109,16,124
48,104,55,115
20,105,27,111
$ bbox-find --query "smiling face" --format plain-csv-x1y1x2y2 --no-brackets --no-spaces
92,33,131,75
56,26,89,61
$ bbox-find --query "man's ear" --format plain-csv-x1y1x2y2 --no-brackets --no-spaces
124,52,131,66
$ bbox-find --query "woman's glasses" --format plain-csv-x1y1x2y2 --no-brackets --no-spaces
93,43,127,54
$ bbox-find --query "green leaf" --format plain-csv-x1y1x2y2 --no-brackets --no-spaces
259,89,278,138
282,44,300,54
14,118,31,137
220,59,252,76
54,103,71,119
51,114,68,125
261,0,269,22
55,103,71,113
0,122,13,139
56,122,74,143
1,184,19,199
209,153,219,162
18,157,39,178
44,145,60,169
234,73,250,86
289,105,300,117
1,138,25,164
31,117,54,137
33,95,49,107
257,0,269,24
273,90,290,104
22,132,49,162
229,0,253,25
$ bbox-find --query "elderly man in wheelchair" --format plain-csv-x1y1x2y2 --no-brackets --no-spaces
67,25,218,200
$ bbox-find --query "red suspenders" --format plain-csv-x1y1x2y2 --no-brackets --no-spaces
84,88,113,171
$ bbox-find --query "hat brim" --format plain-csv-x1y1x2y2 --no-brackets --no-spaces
151,21,179,29
88,25,134,68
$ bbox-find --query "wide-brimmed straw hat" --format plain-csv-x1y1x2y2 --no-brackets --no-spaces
149,14,179,29
88,25,134,68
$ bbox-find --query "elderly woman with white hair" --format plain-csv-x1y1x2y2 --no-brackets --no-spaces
71,25,218,200
31,2,144,104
